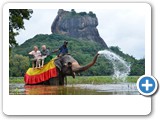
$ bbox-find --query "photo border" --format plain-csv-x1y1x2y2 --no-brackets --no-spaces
3,3,151,115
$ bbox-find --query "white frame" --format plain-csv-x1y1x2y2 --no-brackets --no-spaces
3,3,151,115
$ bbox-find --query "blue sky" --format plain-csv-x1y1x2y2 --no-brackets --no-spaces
15,9,145,59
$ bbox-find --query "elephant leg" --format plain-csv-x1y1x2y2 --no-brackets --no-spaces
57,68,64,85
59,75,64,85
48,77,55,85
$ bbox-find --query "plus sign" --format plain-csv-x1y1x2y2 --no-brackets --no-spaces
142,80,153,91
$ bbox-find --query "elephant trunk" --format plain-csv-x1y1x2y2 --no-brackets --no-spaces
72,53,99,73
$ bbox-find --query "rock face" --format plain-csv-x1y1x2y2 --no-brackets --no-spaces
51,9,107,48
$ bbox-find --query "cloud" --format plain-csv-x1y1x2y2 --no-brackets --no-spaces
16,9,58,44
15,8,145,59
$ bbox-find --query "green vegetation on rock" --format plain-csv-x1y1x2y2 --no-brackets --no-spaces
70,9,96,18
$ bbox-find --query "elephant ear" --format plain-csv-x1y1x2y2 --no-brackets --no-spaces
54,59,63,71
54,55,77,71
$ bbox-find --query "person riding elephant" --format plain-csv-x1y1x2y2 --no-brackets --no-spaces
40,45,50,67
53,41,68,57
25,52,100,85
25,41,100,85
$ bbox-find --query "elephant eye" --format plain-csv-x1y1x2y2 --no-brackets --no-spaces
68,62,72,67
68,62,72,65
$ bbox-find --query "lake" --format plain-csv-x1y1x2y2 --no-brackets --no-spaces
9,83,139,95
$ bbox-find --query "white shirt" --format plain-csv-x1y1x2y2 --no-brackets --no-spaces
29,50,41,59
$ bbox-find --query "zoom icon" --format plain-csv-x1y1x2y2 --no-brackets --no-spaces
137,75,158,96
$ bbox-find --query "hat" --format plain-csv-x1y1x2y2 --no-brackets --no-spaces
64,41,68,44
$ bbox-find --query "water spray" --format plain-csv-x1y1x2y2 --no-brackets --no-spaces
98,50,131,82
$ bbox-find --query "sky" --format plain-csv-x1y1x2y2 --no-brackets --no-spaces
15,9,145,59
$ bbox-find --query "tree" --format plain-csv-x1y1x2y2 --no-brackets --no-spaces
9,9,33,48
71,9,76,15
79,12,87,16
9,54,30,77
130,58,145,76
88,11,96,18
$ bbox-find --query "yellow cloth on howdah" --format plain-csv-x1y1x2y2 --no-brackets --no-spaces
24,58,58,84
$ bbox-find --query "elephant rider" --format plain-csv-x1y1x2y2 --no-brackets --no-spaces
52,41,75,78
52,41,68,57
28,46,41,69
40,45,50,67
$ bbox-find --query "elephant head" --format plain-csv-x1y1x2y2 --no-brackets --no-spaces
55,53,99,78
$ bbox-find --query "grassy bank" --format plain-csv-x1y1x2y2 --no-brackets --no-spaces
9,76,139,84
67,76,139,84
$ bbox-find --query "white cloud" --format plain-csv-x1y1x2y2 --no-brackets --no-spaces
16,9,58,43
15,8,145,59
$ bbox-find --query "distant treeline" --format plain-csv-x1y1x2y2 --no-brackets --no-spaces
10,34,145,77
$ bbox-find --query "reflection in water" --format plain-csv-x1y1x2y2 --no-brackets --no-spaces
9,83,139,95
24,85,99,95
25,85,59,95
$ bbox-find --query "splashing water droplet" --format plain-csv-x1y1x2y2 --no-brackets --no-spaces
98,50,131,82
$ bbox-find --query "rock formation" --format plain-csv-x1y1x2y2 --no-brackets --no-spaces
51,9,107,47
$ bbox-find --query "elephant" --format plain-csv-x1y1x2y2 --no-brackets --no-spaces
33,53,99,85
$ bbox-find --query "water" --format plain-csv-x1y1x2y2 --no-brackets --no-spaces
98,50,130,82
9,83,139,95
